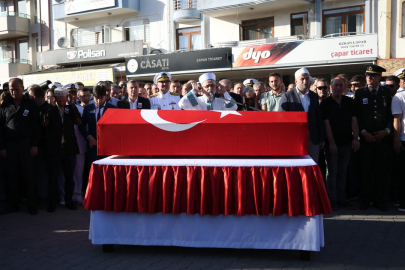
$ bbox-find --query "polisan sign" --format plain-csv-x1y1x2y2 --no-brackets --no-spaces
67,49,106,60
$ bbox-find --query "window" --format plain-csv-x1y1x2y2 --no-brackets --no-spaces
323,6,364,37
291,13,308,36
124,20,150,42
402,2,405,37
17,0,27,15
0,1,7,13
0,41,7,60
176,27,202,50
18,39,28,62
241,17,274,40
71,25,111,47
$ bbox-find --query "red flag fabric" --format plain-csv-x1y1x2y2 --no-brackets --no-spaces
97,110,308,156
83,162,332,217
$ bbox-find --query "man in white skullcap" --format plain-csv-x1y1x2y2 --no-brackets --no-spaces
279,67,324,163
394,68,405,93
243,78,259,88
178,73,237,111
149,72,181,110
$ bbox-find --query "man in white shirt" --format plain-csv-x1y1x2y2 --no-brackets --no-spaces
117,80,151,110
394,68,405,93
179,73,237,111
149,72,181,110
391,83,405,212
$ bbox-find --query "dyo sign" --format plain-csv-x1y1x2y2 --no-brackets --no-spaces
242,47,271,63
67,49,106,60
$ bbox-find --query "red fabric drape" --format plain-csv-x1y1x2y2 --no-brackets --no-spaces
84,164,332,217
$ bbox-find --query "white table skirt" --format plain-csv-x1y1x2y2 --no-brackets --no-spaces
89,211,324,251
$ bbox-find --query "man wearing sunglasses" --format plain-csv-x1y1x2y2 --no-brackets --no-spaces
350,75,366,93
355,65,392,211
385,76,400,98
118,81,128,100
315,78,329,104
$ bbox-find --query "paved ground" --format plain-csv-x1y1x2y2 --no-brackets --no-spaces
0,201,404,270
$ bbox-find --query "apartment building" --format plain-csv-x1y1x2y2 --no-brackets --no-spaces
126,0,382,83
22,0,171,86
0,0,51,87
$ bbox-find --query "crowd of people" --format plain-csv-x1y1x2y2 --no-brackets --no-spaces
0,64,404,215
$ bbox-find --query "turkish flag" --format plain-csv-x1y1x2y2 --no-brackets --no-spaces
97,110,308,156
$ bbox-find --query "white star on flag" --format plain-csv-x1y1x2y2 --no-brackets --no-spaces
213,110,242,118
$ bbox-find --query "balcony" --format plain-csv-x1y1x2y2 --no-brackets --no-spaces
197,0,311,18
0,12,30,38
30,16,47,34
173,0,201,22
0,58,32,78
53,0,140,23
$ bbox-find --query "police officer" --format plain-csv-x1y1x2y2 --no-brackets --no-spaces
149,72,181,110
0,78,40,215
355,65,392,211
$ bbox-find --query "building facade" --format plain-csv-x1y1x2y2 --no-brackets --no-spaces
0,0,51,87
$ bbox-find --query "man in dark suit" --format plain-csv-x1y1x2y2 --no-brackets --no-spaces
355,65,392,211
117,80,151,109
279,68,324,163
45,87,81,212
79,85,116,164
219,79,243,111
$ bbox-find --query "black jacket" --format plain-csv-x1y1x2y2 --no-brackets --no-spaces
0,95,40,150
117,96,151,109
45,104,81,156
354,86,392,133
279,87,324,145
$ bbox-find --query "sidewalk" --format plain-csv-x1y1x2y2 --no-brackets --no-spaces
0,201,404,270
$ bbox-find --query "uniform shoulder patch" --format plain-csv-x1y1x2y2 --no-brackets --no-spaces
149,93,158,98
170,92,180,96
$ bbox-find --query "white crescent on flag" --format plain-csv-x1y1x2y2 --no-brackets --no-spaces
140,110,206,132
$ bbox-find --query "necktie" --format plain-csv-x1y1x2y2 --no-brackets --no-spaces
97,106,103,122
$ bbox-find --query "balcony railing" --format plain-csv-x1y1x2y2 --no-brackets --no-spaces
0,58,32,65
322,32,365,38
0,11,30,19
174,0,197,10
34,16,46,24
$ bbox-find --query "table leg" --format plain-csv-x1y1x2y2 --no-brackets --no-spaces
102,244,114,253
300,250,311,261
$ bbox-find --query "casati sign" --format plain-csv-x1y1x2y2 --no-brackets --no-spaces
125,48,232,76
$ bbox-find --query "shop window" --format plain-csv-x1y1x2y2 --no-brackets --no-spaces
71,25,110,47
124,20,150,43
176,27,202,50
241,17,274,40
323,6,364,37
291,13,308,36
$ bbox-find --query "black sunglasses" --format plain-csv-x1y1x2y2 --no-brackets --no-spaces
385,84,397,88
316,86,328,90
119,84,127,87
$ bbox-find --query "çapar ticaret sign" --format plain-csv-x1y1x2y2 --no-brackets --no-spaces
232,34,378,68
97,110,308,156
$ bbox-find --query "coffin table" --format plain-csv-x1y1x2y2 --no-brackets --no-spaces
84,155,331,259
